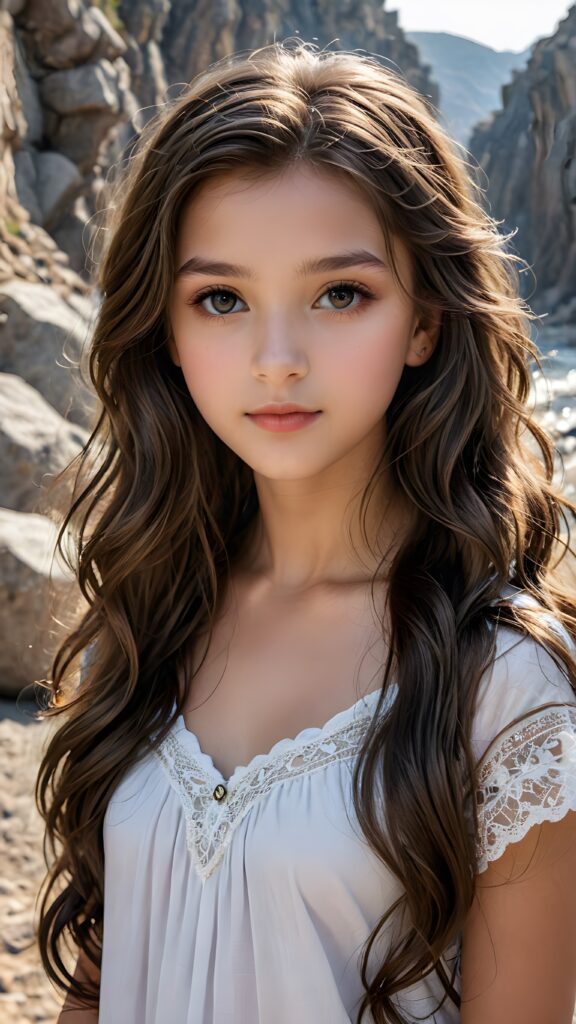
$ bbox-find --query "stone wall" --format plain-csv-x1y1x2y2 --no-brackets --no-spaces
1,9,95,698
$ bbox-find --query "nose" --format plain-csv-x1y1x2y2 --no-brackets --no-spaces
250,312,309,384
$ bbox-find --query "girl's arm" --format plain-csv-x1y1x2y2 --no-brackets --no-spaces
56,946,100,1022
460,810,576,1023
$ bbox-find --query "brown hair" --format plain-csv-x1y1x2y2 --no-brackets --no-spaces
34,39,576,1022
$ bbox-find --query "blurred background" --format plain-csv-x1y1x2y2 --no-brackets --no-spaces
1,1,575,1020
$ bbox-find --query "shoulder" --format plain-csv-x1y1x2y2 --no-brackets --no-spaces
471,590,576,766
468,591,576,875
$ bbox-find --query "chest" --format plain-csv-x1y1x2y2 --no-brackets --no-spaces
179,579,389,781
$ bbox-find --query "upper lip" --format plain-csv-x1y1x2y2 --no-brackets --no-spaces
247,403,320,415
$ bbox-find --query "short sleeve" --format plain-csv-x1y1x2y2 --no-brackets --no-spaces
471,601,576,873
474,703,576,872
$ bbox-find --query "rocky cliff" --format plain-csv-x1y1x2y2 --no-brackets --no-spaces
469,4,576,324
1,7,95,700
157,0,438,116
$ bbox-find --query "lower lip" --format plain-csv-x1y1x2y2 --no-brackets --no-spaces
247,411,322,432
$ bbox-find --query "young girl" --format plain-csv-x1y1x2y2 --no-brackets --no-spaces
35,39,576,1024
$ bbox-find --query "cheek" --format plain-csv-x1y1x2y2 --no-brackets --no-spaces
177,345,236,418
329,321,410,405
168,306,230,397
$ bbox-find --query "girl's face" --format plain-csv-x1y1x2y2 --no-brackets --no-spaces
167,163,438,484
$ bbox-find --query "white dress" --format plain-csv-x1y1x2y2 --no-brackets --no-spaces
97,590,576,1023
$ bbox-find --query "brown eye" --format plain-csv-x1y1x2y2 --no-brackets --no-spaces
187,287,246,316
206,290,239,314
316,281,373,314
327,286,356,309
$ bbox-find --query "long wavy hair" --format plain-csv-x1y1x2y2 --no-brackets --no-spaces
34,39,576,1022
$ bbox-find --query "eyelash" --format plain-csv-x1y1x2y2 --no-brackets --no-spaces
185,280,376,321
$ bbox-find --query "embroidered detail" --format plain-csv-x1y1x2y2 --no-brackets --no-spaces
475,704,576,873
154,689,393,882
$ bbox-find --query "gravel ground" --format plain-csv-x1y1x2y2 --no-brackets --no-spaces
0,702,62,1024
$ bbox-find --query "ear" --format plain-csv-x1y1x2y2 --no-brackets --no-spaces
405,309,442,368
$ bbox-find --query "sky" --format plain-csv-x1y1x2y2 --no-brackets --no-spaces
391,0,573,52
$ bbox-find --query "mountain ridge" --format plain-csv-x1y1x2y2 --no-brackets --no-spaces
406,29,532,145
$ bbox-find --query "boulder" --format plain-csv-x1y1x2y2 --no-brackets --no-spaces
84,5,127,64
13,148,42,224
36,5,127,70
14,147,83,231
0,506,76,698
0,280,97,429
42,58,134,172
35,150,84,229
0,372,88,514
18,0,80,39
119,0,171,46
51,194,93,275
39,58,123,116
17,0,123,70
50,108,121,176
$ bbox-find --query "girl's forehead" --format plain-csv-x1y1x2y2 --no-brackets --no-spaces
182,162,374,217
175,163,410,277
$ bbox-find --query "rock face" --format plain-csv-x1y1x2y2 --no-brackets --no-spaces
469,5,576,324
1,9,94,701
0,10,89,292
0,373,88,515
157,0,438,113
0,508,76,698
0,281,96,428
8,0,138,277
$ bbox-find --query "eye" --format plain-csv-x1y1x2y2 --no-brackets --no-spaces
188,288,246,316
315,281,374,313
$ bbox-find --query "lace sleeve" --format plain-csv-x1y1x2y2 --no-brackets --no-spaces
474,703,576,873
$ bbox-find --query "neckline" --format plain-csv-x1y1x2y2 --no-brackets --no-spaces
172,684,397,788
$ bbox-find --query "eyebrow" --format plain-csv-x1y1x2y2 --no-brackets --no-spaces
174,248,390,280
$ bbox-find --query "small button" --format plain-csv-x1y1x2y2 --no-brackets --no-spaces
213,784,227,802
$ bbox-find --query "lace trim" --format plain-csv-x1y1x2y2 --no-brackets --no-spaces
154,690,393,882
475,704,576,873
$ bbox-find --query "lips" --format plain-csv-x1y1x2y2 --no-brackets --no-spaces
246,410,322,432
247,403,319,415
